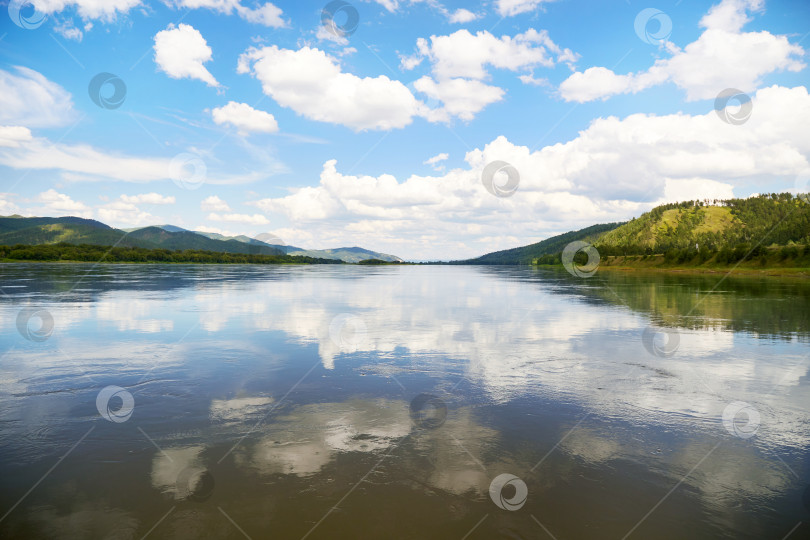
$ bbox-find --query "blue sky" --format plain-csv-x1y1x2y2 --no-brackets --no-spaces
0,0,808,260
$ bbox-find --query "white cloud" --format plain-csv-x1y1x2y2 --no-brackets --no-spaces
208,212,270,225
0,126,34,148
402,29,577,121
31,0,141,21
201,195,231,211
97,200,156,226
153,24,220,87
211,101,279,135
0,195,21,216
120,193,175,204
0,134,264,185
53,21,83,41
424,152,448,171
413,76,504,122
448,8,478,23
249,85,810,260
496,0,551,17
236,2,285,27
560,0,804,103
34,189,92,217
424,153,448,166
237,46,420,131
0,67,76,128
171,0,286,27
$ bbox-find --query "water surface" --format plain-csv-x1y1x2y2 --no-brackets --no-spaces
0,264,808,539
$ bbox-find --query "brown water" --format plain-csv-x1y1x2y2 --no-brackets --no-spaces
0,263,808,539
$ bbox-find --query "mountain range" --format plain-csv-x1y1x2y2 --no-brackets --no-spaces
0,216,403,263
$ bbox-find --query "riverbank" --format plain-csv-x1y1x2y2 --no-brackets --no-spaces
596,254,810,277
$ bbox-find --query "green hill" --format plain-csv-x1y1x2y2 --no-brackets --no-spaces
459,222,623,265
0,217,284,256
595,193,810,255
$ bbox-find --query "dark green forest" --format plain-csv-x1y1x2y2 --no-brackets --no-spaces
0,243,340,264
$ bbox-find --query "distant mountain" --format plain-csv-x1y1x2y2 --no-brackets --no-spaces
460,223,623,265
285,246,404,263
0,217,284,256
1,217,403,262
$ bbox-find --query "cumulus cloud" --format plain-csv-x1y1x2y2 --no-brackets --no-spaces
402,29,578,121
170,0,286,27
237,46,420,131
120,193,175,204
208,212,270,225
33,189,92,217
97,200,157,226
448,8,478,23
0,126,34,148
249,85,810,260
211,101,279,135
560,0,805,103
0,67,76,128
201,195,230,211
153,24,220,87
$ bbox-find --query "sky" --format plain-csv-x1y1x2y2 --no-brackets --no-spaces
0,0,808,261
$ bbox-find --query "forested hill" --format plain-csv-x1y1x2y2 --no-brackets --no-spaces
458,222,624,265
594,193,810,255
466,193,810,265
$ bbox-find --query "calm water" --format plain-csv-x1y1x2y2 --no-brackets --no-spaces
0,263,808,539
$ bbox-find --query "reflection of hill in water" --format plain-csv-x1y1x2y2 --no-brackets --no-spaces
520,267,810,340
